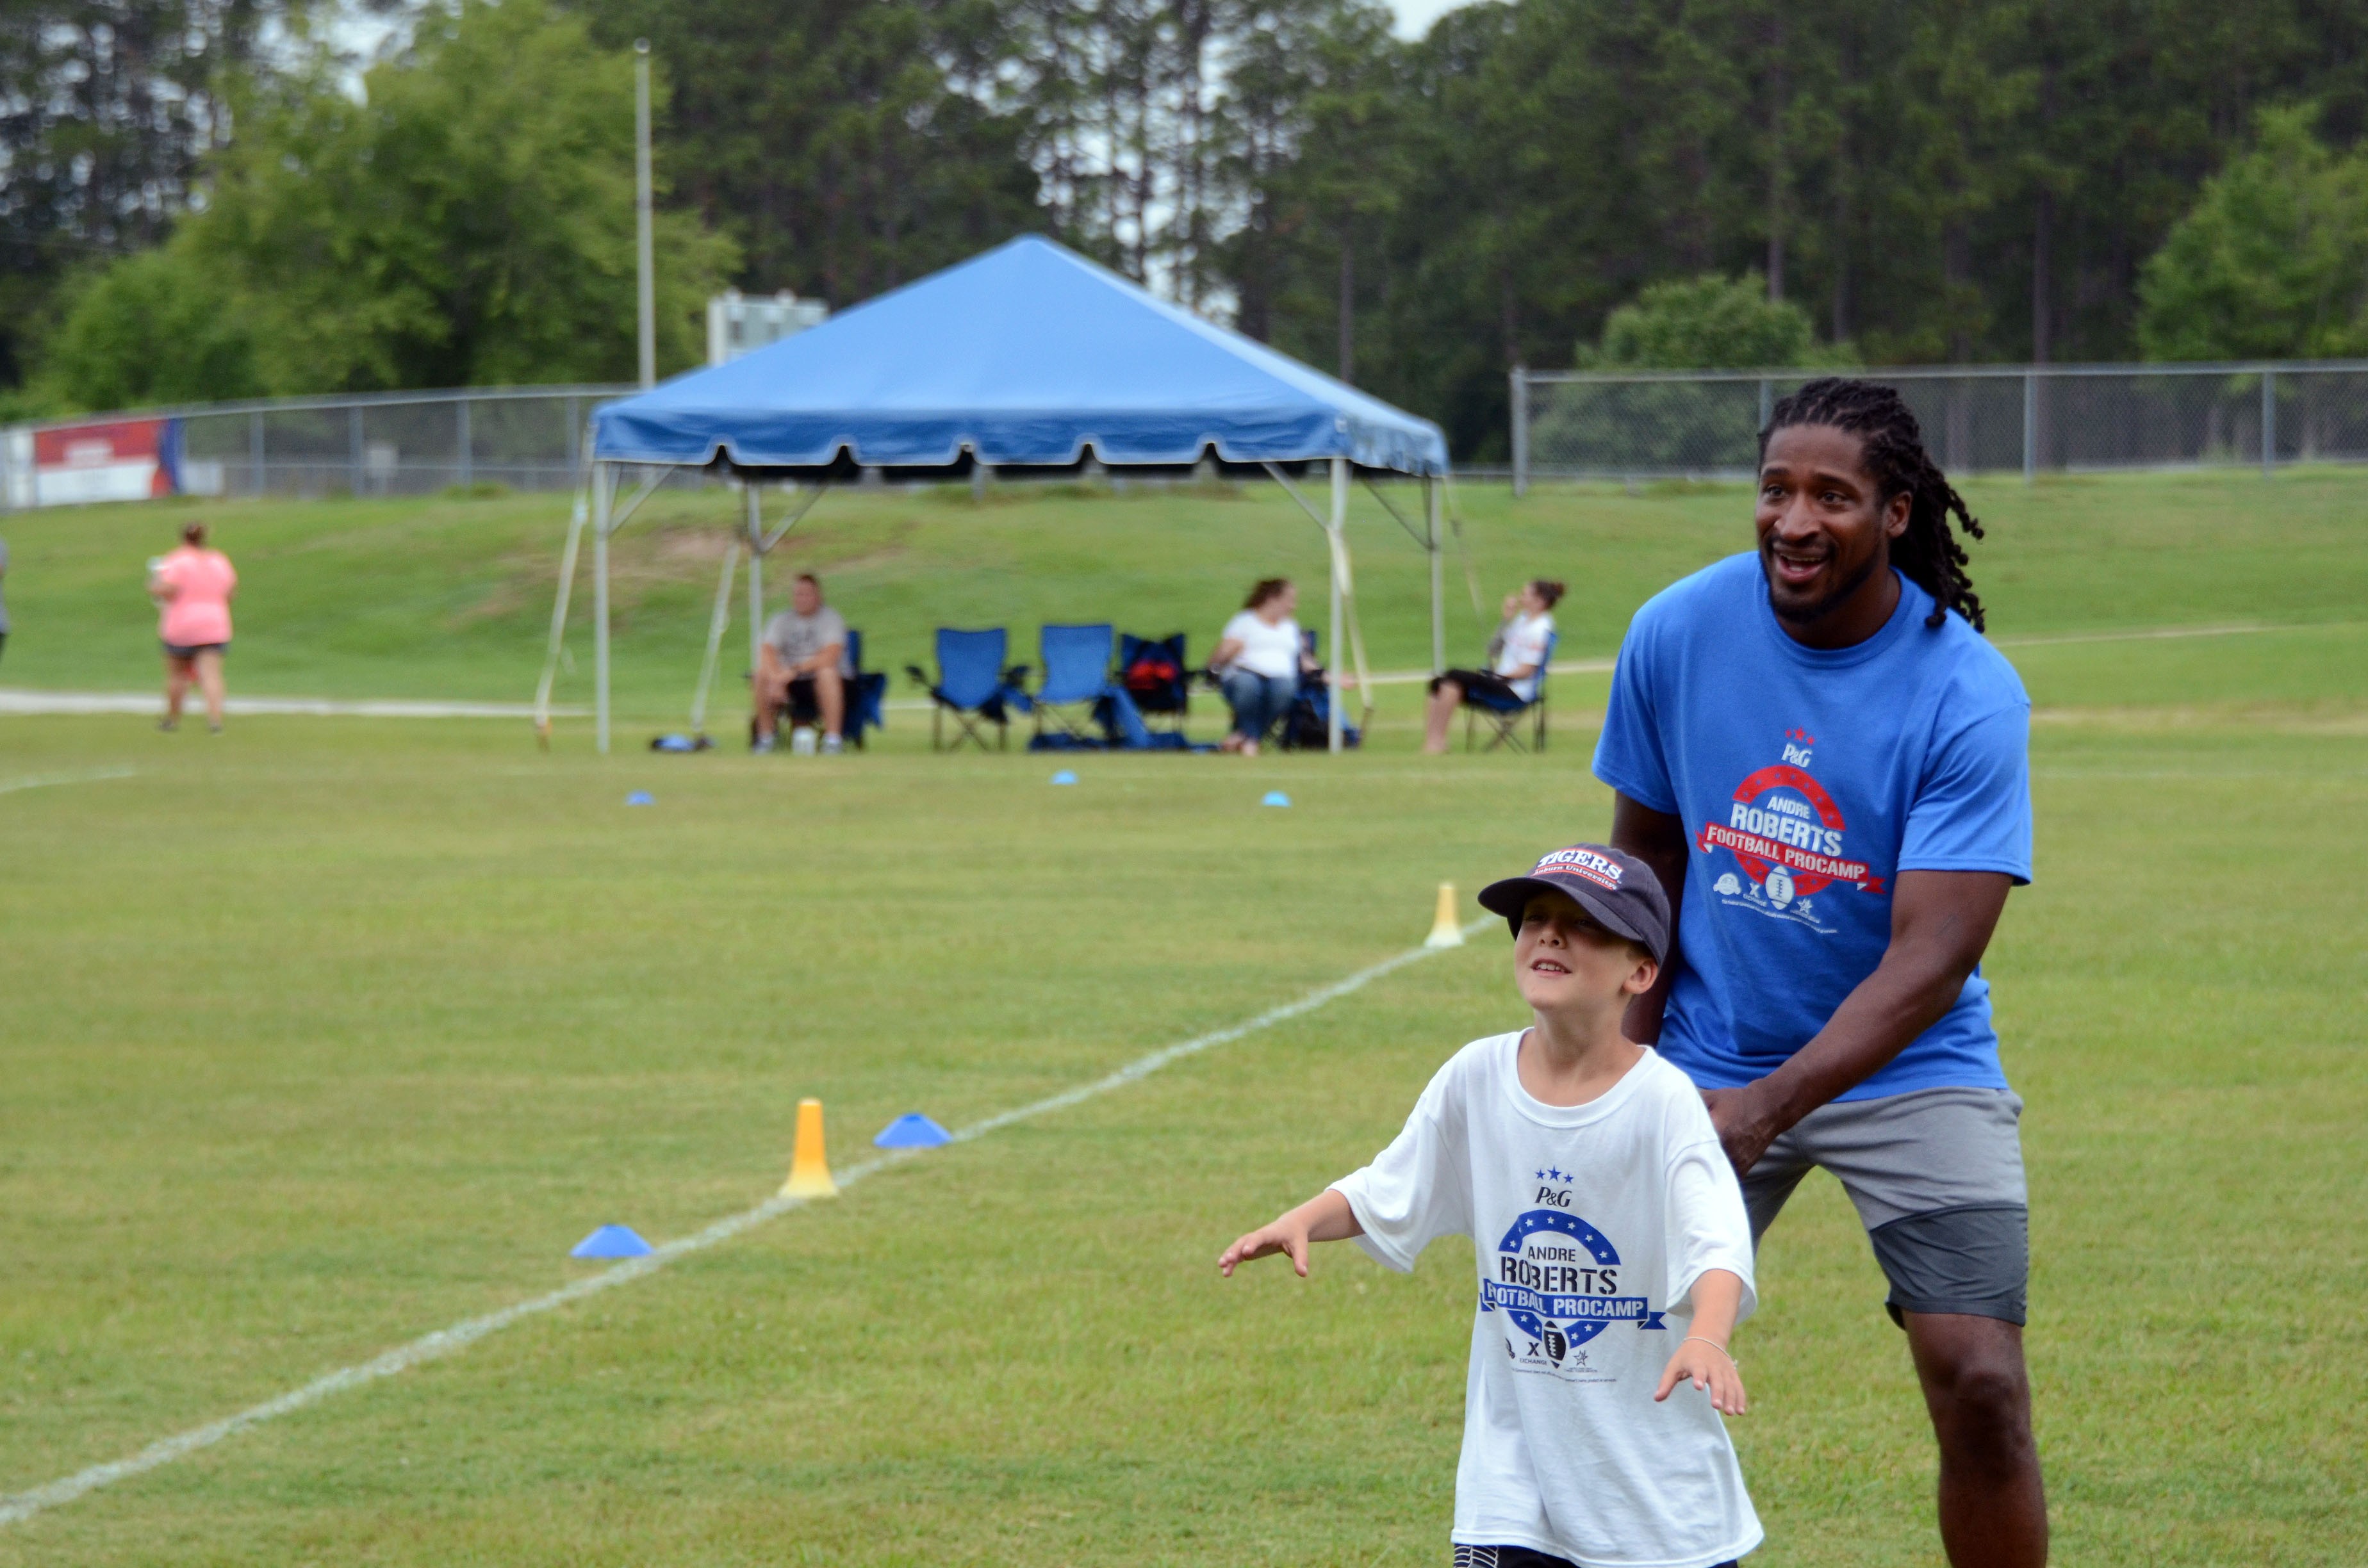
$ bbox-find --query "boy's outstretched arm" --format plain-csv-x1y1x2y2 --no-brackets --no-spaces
1218,1188,1363,1277
1652,1268,1748,1416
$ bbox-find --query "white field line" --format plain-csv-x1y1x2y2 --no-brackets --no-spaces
0,765,137,796
0,690,582,719
0,914,1494,1531
1991,621,2356,649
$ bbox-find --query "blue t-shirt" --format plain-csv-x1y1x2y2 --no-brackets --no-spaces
1592,553,2032,1100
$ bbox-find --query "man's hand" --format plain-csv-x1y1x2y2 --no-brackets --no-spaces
1699,869,2014,1175
1700,1084,1786,1175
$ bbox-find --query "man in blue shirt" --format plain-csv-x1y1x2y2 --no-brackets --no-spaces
1596,379,2046,1568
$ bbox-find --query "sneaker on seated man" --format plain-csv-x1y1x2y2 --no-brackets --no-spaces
752,572,851,755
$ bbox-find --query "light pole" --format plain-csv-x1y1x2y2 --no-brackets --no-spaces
634,38,655,391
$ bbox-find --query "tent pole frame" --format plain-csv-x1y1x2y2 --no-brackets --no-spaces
1328,457,1347,755
533,480,590,747
582,446,1431,757
744,484,764,675
1427,477,1444,676
589,463,668,755
593,461,613,753
690,538,740,738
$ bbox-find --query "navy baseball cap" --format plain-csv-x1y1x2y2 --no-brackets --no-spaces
1477,844,1671,963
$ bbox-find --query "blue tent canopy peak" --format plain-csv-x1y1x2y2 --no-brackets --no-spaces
592,235,1449,477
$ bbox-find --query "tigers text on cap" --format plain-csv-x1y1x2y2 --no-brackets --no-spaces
1476,844,1671,963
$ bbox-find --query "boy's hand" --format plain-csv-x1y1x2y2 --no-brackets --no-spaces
1654,1335,1747,1416
1218,1189,1362,1278
1218,1218,1312,1277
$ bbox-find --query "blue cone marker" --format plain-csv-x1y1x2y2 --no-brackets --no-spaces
874,1113,954,1149
571,1224,653,1259
1049,770,1078,786
625,790,655,806
1262,790,1292,808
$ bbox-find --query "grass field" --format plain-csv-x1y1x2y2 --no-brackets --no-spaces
2,474,2364,1565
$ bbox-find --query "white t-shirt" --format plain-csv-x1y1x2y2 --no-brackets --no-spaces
1220,610,1303,680
1494,612,1554,701
1332,1035,1761,1568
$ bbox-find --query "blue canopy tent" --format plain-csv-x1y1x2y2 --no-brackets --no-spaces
554,234,1452,753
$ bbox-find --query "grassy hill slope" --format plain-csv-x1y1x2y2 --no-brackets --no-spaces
1,470,2362,721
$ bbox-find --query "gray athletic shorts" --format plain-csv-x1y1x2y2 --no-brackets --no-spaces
1743,1086,2028,1327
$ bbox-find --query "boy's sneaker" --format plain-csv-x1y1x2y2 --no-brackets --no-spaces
821,733,844,755
751,733,777,755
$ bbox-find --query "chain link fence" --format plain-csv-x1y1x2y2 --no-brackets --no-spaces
1509,362,2368,491
4,385,632,508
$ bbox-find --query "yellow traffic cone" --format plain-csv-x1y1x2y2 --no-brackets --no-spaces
1424,882,1465,949
780,1097,839,1198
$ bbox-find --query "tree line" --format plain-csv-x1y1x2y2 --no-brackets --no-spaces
6,0,2366,457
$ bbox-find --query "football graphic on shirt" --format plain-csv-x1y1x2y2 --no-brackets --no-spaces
1479,1204,1668,1383
1693,739,1887,933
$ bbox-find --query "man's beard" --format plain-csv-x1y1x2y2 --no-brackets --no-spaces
1763,540,1883,630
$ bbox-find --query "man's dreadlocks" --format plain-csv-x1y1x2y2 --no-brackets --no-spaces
1760,377,1987,632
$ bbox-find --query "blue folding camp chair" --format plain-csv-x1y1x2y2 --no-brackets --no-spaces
1033,623,1114,746
1117,633,1191,732
905,628,1031,751
841,629,888,749
1463,630,1558,753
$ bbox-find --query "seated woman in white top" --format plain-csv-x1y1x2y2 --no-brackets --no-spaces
1208,576,1318,756
1421,578,1563,754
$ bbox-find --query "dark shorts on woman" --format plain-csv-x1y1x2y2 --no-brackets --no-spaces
1431,667,1521,704
162,640,229,660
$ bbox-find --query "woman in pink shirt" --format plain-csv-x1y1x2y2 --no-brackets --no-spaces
149,521,238,733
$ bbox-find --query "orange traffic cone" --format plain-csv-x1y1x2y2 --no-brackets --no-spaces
1424,883,1465,949
780,1097,839,1198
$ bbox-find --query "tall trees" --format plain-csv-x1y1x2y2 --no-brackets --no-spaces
19,0,2368,447
46,0,731,405
0,0,291,392
567,0,1038,306
2138,107,2368,361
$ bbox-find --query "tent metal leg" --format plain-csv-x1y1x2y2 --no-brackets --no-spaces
593,462,613,755
1427,477,1445,676
745,485,765,675
533,484,589,746
1328,457,1347,755
691,541,739,737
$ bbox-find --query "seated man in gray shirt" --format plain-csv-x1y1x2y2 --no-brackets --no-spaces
752,572,852,753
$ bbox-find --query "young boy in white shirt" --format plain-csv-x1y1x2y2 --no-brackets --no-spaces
1221,844,1761,1567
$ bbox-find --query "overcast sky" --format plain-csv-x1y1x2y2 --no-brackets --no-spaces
1388,0,1476,39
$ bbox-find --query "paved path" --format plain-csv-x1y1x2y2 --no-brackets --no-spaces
3,624,2337,721
0,690,580,719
